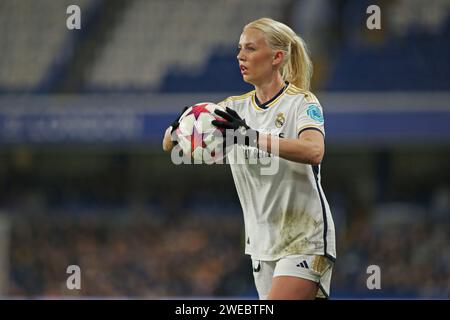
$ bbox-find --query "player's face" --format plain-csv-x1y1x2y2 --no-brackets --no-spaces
237,28,276,86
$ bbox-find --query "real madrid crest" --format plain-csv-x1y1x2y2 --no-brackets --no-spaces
275,112,285,128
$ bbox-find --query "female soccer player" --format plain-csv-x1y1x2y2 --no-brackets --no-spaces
163,17,336,300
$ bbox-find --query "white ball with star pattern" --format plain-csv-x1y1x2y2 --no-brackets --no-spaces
175,102,227,163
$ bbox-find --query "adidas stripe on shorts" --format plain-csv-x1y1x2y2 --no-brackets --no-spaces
251,254,334,299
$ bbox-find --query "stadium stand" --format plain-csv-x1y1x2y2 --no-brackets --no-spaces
1,0,449,93
325,0,450,90
0,0,96,93
86,0,287,92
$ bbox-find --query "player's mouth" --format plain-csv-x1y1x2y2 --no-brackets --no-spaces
240,65,248,75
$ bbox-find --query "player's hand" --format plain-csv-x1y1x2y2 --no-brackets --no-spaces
170,106,189,135
212,107,250,131
212,107,259,147
163,106,189,152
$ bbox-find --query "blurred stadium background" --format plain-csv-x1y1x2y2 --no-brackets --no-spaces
0,0,449,299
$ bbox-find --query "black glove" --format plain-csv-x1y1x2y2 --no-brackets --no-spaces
212,107,259,147
170,106,189,134
169,106,189,145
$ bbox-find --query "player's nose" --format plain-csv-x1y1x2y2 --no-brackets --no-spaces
237,50,245,61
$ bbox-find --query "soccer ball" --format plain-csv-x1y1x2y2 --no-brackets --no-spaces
175,102,227,163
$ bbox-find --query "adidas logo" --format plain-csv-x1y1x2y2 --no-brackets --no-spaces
253,261,261,272
296,260,309,269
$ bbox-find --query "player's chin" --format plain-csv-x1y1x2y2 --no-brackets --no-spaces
241,74,254,84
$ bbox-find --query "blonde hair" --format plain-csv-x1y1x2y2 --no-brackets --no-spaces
245,17,313,91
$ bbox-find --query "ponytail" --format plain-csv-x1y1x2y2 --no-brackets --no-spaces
282,35,312,91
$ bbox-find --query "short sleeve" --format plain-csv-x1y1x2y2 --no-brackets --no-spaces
217,97,232,109
296,94,325,137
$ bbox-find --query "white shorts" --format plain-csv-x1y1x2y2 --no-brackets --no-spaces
251,254,334,299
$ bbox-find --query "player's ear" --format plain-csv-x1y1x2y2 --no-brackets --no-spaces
272,50,284,66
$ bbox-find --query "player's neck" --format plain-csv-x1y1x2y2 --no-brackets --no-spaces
254,77,286,105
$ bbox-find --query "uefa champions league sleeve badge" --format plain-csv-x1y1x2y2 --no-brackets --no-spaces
306,104,324,123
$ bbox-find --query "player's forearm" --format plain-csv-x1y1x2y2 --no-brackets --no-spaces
258,133,323,165
162,127,174,152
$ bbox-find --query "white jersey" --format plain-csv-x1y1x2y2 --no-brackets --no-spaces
219,83,336,261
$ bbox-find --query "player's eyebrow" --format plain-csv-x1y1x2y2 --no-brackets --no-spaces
238,42,256,47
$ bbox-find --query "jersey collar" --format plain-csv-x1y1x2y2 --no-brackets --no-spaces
252,82,290,111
